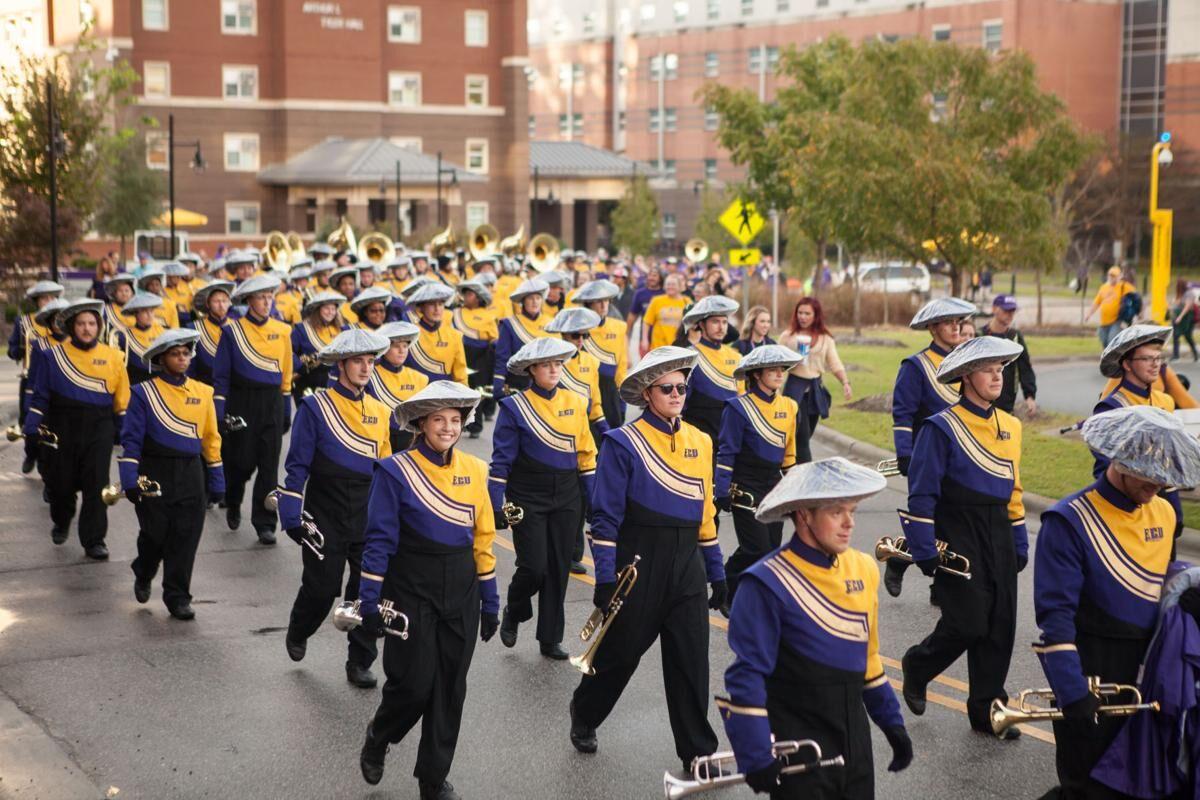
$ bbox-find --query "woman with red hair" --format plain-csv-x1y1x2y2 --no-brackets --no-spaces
777,297,852,463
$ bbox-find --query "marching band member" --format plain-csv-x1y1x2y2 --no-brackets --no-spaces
570,346,725,772
23,298,68,494
681,295,742,449
883,296,974,598
367,321,428,453
897,336,1027,738
291,291,345,402
545,307,609,436
719,458,912,798
1034,405,1200,799
177,252,206,294
381,256,413,298
348,286,393,332
161,262,193,326
452,279,499,437
213,275,293,544
331,265,360,325
716,345,800,603
137,266,180,329
279,329,393,687
542,271,568,316
274,262,311,324
490,338,597,659
493,277,551,399
188,281,234,385
102,273,136,337
358,263,379,290
493,258,522,310
225,250,258,285
310,259,335,293
25,299,130,559
10,280,64,473
357,382,499,797
119,329,224,620
113,292,166,385
575,279,629,429
405,282,468,385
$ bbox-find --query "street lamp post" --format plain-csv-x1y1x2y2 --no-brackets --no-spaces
395,160,403,236
167,113,204,259
1149,131,1173,324
434,151,458,228
46,77,65,282
532,166,539,232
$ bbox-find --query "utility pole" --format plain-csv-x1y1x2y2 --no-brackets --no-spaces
395,160,403,236
47,77,61,281
168,114,177,258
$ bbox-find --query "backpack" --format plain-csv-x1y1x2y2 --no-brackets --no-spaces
1119,291,1142,324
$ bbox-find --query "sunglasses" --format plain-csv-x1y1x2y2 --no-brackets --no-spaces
565,332,591,340
650,382,688,396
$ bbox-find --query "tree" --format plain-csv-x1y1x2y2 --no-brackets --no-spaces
94,134,165,263
691,185,739,255
610,175,659,257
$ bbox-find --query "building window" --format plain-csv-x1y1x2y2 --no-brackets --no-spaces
649,109,660,133
145,131,167,170
673,1,689,23
223,133,260,172
528,115,536,138
650,54,678,81
226,202,260,235
388,72,421,106
390,136,423,151
143,61,169,97
661,212,677,238
748,46,779,74
582,12,595,34
932,24,950,42
777,0,789,10
706,0,719,21
618,110,626,131
558,114,569,137
368,198,387,224
304,198,317,233
741,0,753,17
466,138,488,173
335,198,348,217
466,75,488,107
704,51,719,77
572,113,583,137
704,106,719,130
464,9,487,47
222,65,257,100
220,0,255,35
983,20,1002,53
574,63,585,84
664,159,677,179
142,0,167,30
704,159,718,180
664,107,677,132
387,6,420,43
768,46,779,70
466,202,489,230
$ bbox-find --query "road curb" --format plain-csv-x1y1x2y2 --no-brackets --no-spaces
0,687,107,799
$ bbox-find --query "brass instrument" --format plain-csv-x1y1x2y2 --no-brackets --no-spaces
728,483,757,512
526,233,560,273
101,475,162,506
5,424,58,449
333,599,410,639
876,458,900,477
223,414,247,432
501,501,524,526
684,238,709,266
498,224,526,257
874,536,971,580
263,490,325,560
357,232,396,269
285,231,306,261
571,555,641,676
989,676,1160,738
327,216,358,256
428,223,456,262
107,326,129,366
264,230,292,271
298,351,323,371
469,224,500,262
664,738,845,799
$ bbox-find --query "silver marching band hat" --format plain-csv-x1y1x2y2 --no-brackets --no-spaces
573,279,620,304
230,274,281,301
407,282,456,306
309,242,335,257
376,320,420,342
457,280,493,307
145,328,201,367
387,256,413,270
540,270,568,288
121,292,164,313
290,255,314,270
755,457,889,522
177,251,201,264
1083,405,1200,488
224,249,257,267
935,336,1024,384
544,307,601,335
477,271,497,287
909,297,977,330
682,295,739,329
311,259,337,275
192,281,235,312
401,276,435,298
161,262,189,278
289,266,313,281
349,286,393,315
26,280,64,298
409,250,430,261
301,290,345,317
328,266,359,286
507,337,578,375
105,273,137,287
395,380,481,432
136,266,166,288
35,297,68,326
733,344,805,381
472,255,498,270
56,298,105,330
357,263,377,275
509,277,549,303
1099,324,1172,379
620,345,698,407
318,328,390,366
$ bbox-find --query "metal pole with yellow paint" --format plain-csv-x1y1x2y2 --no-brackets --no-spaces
1149,132,1173,324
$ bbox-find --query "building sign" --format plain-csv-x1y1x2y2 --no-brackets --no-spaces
301,2,363,31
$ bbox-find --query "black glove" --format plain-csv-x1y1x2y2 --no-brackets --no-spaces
208,491,224,506
1061,692,1101,726
125,486,143,504
480,612,499,642
285,526,306,546
708,580,729,615
1178,587,1200,624
744,759,782,794
897,456,911,477
361,610,386,638
493,510,509,531
915,556,941,578
594,581,616,610
883,726,913,772
1016,554,1028,573
715,495,732,513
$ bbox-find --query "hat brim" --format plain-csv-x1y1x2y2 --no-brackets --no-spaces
1099,331,1171,378
619,357,697,407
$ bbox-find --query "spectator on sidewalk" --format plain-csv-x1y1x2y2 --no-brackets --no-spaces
981,295,1037,416
1085,266,1135,346
1171,278,1199,362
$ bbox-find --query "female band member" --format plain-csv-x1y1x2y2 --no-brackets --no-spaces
406,283,468,385
574,279,630,429
680,295,742,452
492,277,550,398
291,291,345,402
113,293,166,385
188,281,234,385
367,321,429,453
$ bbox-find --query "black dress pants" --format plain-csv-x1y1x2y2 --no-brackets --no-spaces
724,469,783,599
45,402,113,548
222,384,283,533
598,373,623,429
465,344,494,430
131,453,206,610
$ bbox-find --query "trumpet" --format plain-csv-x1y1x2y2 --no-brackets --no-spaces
333,599,410,639
728,483,757,512
877,458,900,477
501,501,524,526
223,414,247,432
101,475,163,506
264,491,325,560
5,424,58,449
989,676,1160,738
571,555,640,676
664,737,845,799
874,536,971,580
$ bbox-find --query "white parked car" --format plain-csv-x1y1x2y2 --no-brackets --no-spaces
858,262,931,298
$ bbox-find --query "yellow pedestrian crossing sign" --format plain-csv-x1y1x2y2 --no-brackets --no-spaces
720,199,765,245
728,248,762,266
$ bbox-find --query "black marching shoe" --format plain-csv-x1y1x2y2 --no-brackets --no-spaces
285,635,306,662
168,602,195,621
569,561,588,575
42,485,50,504
900,654,926,715
226,508,241,530
21,455,35,474
51,525,68,545
499,606,518,648
256,528,276,545
134,579,151,604
569,701,598,754
346,662,378,689
359,724,388,785
84,543,109,560
419,779,460,800
540,642,569,660
883,560,905,598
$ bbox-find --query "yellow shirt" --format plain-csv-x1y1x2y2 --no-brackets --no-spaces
560,350,606,425
452,306,500,343
410,321,469,384
368,363,429,411
1092,280,1135,326
583,316,630,386
644,294,688,349
493,274,522,313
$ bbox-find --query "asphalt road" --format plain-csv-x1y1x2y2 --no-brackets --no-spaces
1035,357,1200,419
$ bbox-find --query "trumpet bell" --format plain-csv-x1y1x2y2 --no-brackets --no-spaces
469,224,500,262
264,231,292,271
684,238,709,265
100,483,124,506
526,233,560,273
327,217,358,256
357,232,396,268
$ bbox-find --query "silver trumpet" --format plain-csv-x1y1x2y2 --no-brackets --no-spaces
877,458,900,477
728,483,757,512
6,423,59,449
264,490,325,560
664,737,845,798
223,414,247,432
333,599,410,639
990,676,1159,737
874,535,971,580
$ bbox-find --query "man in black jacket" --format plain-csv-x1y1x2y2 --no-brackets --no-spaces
982,294,1037,416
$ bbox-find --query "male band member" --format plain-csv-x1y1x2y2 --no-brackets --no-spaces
357,382,499,798
570,346,726,772
718,458,912,798
348,286,393,332
120,329,224,620
367,321,428,453
25,298,68,494
681,295,742,448
453,279,499,437
310,259,336,293
883,296,975,598
575,279,630,429
188,281,234,385
493,277,550,398
213,275,293,543
490,338,597,659
114,292,166,385
358,263,379,290
1034,405,1200,799
493,257,523,310
10,280,64,473
716,345,800,603
331,265,361,326
102,273,136,338
274,262,311,325
381,256,414,298
225,250,259,286
279,329,393,688
291,291,345,402
137,266,180,329
161,262,194,326
25,299,130,558
897,336,1027,737
542,270,568,316
405,282,468,385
